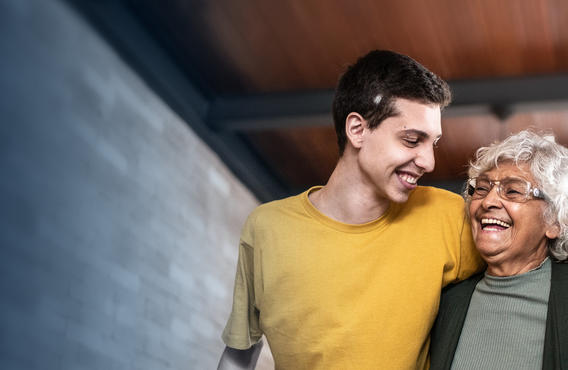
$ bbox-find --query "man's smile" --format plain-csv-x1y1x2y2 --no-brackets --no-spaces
396,170,421,189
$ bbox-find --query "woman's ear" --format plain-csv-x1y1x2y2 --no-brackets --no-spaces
545,222,561,240
345,112,366,150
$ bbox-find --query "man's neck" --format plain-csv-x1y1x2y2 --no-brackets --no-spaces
308,158,391,224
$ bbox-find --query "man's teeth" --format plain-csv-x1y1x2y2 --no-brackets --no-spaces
481,218,511,228
400,174,417,184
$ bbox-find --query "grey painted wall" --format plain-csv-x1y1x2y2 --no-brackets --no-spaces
0,0,273,368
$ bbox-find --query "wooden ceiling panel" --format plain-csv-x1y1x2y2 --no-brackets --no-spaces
133,0,568,94
507,110,568,142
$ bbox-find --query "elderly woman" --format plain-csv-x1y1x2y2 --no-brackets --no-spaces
430,130,568,370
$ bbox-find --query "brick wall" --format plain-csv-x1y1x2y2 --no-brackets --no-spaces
0,0,273,368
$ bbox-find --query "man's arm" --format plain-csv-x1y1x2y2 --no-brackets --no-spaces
217,341,263,370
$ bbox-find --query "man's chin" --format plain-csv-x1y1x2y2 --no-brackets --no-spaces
388,190,413,204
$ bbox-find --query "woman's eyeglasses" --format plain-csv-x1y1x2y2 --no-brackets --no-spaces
467,177,548,203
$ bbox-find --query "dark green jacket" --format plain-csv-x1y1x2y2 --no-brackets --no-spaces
430,262,568,370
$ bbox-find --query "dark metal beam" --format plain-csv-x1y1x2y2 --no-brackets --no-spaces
208,90,335,131
451,74,568,106
210,74,568,131
65,0,289,202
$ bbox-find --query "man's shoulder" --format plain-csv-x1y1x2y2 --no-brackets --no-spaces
245,189,309,228
411,185,463,202
404,186,466,214
240,189,313,246
252,190,305,215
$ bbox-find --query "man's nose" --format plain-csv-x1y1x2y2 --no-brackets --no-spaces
415,146,435,173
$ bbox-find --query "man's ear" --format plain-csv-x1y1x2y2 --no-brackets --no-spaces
345,113,366,150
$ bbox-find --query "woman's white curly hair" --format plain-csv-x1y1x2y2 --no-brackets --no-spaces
465,130,568,261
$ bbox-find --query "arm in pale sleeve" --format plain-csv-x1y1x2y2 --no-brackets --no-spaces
221,239,262,349
456,214,485,280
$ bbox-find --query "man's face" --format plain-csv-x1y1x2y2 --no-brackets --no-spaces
356,98,442,203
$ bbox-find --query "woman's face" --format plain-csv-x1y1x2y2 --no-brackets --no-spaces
468,162,559,271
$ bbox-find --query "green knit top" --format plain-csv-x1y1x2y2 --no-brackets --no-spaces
451,258,551,370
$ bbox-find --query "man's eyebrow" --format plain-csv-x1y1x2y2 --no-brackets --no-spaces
400,129,441,140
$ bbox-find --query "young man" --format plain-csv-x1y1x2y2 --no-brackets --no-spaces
218,50,483,369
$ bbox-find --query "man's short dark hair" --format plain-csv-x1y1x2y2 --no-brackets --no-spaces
332,50,451,156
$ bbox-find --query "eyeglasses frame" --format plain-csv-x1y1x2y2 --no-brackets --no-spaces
466,176,548,203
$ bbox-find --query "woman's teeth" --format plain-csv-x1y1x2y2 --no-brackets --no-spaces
481,218,511,229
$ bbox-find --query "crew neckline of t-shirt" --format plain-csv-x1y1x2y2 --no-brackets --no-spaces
300,186,392,233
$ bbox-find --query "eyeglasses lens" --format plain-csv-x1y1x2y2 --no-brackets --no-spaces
470,178,530,202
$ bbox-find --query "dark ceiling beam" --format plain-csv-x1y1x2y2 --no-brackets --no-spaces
451,74,568,105
209,90,335,131
64,0,289,202
209,74,568,131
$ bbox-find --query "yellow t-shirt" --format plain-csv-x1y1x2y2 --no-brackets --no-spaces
222,186,483,369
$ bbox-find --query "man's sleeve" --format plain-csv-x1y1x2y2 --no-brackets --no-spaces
456,214,485,280
221,239,262,349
